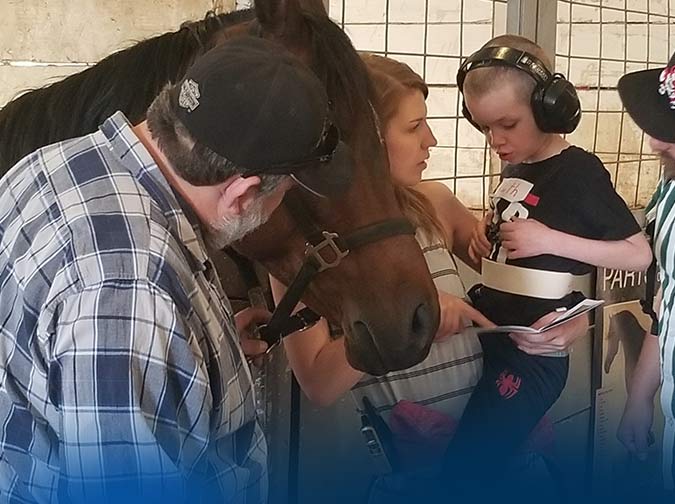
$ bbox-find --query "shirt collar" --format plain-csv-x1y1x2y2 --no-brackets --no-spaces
99,111,211,270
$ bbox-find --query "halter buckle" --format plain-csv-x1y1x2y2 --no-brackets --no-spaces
306,231,349,272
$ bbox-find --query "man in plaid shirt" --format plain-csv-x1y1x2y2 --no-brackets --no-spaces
0,37,352,504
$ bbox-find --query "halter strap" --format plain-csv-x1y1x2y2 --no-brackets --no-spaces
258,192,414,350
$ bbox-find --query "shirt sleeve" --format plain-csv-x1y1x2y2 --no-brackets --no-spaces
570,154,641,241
50,279,212,502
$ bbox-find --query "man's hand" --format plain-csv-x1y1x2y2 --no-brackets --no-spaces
617,397,654,461
500,218,556,259
235,306,271,366
509,311,589,355
468,211,493,264
435,291,495,341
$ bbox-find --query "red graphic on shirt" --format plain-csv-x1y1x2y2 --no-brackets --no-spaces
524,193,540,206
495,371,522,399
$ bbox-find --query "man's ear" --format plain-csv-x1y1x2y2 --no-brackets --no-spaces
217,176,261,217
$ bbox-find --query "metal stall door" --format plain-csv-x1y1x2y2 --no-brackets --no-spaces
555,0,673,496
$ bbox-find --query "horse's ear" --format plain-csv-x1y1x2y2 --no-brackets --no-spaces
254,0,298,37
255,0,327,38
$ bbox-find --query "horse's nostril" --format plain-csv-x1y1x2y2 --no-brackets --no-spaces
411,302,431,337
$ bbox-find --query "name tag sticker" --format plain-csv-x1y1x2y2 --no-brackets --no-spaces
492,178,534,203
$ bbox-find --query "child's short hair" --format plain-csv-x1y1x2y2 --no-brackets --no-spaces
463,34,553,103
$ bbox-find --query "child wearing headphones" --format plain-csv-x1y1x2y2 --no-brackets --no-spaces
442,34,652,490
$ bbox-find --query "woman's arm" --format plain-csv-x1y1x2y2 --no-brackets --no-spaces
417,181,480,271
617,332,661,459
270,276,363,406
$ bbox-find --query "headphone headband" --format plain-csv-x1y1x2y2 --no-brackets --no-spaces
456,45,581,135
457,46,552,91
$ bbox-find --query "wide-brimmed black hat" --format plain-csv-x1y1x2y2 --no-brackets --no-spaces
173,36,353,197
618,51,675,143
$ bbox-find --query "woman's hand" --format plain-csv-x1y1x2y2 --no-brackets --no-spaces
499,218,557,259
435,290,495,341
509,311,589,355
235,306,272,366
468,210,493,264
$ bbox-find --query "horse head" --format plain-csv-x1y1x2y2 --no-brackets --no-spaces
233,0,440,374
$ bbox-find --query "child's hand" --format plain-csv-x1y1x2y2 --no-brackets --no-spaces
468,210,493,264
499,218,556,259
509,311,588,355
435,290,495,341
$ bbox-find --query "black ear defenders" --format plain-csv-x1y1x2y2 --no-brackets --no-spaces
456,46,581,134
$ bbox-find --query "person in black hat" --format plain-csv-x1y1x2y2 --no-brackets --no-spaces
0,35,352,504
617,51,675,496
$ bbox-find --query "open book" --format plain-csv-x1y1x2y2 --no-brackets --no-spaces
475,298,604,334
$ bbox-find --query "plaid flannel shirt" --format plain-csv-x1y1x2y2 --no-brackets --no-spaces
0,112,267,504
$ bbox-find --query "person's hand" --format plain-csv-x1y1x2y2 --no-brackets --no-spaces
468,210,493,264
499,218,556,259
235,306,271,366
435,291,495,341
509,311,589,355
617,396,654,461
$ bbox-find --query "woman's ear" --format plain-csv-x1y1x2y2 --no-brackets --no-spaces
217,175,262,217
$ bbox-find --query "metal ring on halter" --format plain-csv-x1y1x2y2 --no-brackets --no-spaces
305,231,349,272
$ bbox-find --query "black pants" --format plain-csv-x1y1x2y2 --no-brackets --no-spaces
442,333,569,490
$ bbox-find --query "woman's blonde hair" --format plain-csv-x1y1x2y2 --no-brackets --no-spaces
361,53,446,243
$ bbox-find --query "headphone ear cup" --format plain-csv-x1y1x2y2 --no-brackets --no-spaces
530,84,551,132
549,78,581,133
534,76,582,133
462,99,483,132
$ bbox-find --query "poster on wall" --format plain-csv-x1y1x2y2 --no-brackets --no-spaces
592,265,663,495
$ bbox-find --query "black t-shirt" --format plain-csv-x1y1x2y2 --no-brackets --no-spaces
471,146,641,326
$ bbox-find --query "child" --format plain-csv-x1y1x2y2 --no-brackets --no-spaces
442,34,653,490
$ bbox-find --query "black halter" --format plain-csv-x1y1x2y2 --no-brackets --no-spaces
257,191,415,351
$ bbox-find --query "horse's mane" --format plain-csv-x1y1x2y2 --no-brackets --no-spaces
299,11,375,145
0,7,376,176
0,9,256,172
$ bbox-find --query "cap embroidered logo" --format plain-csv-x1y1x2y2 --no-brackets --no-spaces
179,79,201,112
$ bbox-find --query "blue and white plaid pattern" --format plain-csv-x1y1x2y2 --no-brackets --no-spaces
0,112,267,504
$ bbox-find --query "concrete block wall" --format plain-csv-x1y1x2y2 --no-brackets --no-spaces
0,0,235,107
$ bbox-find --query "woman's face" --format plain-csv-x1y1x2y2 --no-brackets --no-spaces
385,89,437,187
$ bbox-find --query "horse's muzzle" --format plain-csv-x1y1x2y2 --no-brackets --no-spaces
345,300,437,376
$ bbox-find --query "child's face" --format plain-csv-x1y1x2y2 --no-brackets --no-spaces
464,81,550,164
385,89,438,187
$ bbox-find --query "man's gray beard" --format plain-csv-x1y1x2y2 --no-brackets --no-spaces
206,197,269,250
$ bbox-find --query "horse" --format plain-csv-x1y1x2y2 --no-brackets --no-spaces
0,0,439,375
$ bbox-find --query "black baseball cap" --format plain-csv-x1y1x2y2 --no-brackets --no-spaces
173,36,353,197
618,51,675,143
